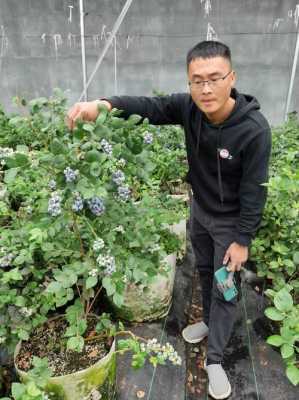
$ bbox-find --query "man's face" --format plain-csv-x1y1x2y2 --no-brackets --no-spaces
187,56,236,117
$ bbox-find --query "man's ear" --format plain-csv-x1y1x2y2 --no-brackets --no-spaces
230,70,236,88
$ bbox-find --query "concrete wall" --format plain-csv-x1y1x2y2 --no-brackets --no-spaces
0,0,298,126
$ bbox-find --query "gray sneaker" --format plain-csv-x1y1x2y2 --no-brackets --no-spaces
182,321,209,343
204,361,232,399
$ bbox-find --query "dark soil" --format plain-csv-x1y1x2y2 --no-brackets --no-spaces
15,316,113,376
185,268,208,398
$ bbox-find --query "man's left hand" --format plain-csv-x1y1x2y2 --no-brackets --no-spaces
223,242,248,272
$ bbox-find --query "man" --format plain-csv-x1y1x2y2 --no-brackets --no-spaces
67,41,271,399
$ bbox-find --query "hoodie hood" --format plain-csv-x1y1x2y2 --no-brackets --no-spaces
203,88,261,128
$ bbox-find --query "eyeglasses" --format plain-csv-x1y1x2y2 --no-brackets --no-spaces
188,70,232,91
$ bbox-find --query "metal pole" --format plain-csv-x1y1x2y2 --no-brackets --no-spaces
78,0,134,102
79,0,88,101
284,8,299,121
114,36,118,94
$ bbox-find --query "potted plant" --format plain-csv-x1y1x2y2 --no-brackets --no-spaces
0,95,183,399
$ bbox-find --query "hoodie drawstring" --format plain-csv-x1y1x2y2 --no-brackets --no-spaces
196,113,202,155
217,127,224,205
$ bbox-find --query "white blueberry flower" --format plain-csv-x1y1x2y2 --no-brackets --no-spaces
93,239,105,252
149,244,161,253
96,254,116,275
20,307,33,317
113,225,125,234
118,158,126,167
89,268,98,277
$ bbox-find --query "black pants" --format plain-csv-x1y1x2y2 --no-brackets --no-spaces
190,197,240,364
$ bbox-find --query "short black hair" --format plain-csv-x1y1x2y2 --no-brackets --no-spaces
186,41,232,69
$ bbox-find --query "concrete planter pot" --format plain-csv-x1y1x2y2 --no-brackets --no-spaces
109,253,177,322
168,218,187,257
14,322,116,400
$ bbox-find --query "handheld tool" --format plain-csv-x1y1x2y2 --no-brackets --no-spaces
214,266,238,301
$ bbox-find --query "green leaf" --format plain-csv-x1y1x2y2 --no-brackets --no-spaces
118,339,130,351
11,383,26,400
53,154,66,167
286,365,299,386
83,123,94,133
293,252,299,265
90,162,101,177
2,268,23,283
86,276,98,289
77,319,88,336
96,108,108,124
16,145,29,153
102,276,116,296
127,114,142,126
46,281,62,293
267,335,284,347
4,167,19,183
281,343,294,359
5,153,29,168
18,329,29,341
85,150,102,163
26,381,41,396
274,288,293,312
264,307,284,321
65,299,84,324
112,292,124,308
15,296,26,307
50,138,66,155
131,352,146,369
67,336,84,352
64,325,77,337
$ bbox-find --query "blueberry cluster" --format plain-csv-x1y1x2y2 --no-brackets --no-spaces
117,185,130,202
144,132,153,145
72,192,84,212
0,252,14,268
93,238,105,252
100,139,113,156
87,196,105,216
96,254,116,275
112,170,125,186
64,167,79,183
48,179,57,190
140,338,182,366
48,192,62,217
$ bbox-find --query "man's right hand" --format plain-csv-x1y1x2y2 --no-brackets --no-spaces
66,99,112,130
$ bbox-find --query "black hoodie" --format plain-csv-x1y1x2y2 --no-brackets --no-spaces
106,88,271,246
